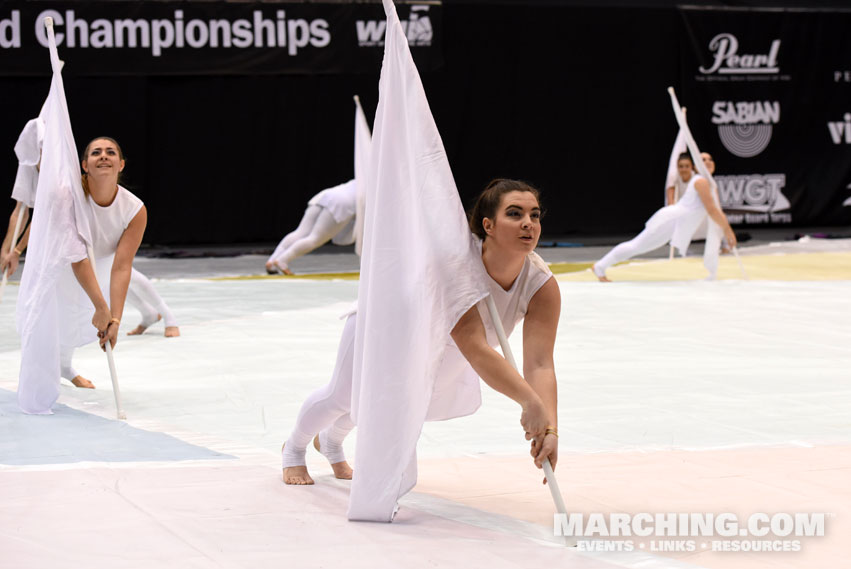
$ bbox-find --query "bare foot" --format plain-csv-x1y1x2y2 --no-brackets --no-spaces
267,261,295,276
313,435,353,480
127,314,162,336
71,375,95,389
281,443,314,485
283,465,315,485
591,264,611,282
164,326,180,337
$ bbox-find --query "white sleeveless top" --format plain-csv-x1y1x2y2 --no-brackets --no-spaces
308,179,357,224
427,244,554,422
646,174,710,255
59,185,143,348
89,186,144,259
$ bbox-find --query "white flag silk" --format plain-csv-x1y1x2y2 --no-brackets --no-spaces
664,124,687,204
16,21,93,414
352,95,372,257
667,88,724,278
347,0,490,521
12,117,46,208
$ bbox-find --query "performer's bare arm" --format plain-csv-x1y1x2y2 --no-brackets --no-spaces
451,307,549,439
695,178,737,247
71,259,111,335
1,205,30,275
522,277,560,472
666,186,676,206
103,206,147,349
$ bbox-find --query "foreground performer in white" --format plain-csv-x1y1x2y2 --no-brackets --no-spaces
281,179,559,485
593,152,736,282
265,179,357,275
3,119,178,338
38,137,145,393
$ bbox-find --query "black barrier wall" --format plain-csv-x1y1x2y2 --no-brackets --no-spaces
1,2,850,245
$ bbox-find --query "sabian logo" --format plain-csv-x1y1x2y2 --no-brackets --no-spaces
712,101,779,158
357,5,432,47
699,33,780,75
827,114,851,144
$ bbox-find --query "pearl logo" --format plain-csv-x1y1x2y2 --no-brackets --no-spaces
699,33,780,75
712,101,780,158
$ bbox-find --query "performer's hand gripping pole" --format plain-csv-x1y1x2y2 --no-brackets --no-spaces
484,295,572,543
0,201,25,302
86,247,126,420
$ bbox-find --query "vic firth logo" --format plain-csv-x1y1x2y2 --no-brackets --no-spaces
827,114,851,144
712,101,779,158
699,33,780,75
357,5,432,47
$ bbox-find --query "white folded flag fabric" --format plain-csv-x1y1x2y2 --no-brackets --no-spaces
11,116,46,208
347,0,490,521
664,126,687,204
17,23,93,414
352,96,372,257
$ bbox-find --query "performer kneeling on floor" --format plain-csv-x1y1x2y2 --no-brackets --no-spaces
593,152,736,282
281,179,560,485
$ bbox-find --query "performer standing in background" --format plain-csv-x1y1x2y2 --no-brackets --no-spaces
280,179,559,486
593,152,735,282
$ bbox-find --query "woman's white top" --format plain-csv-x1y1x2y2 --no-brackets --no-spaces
646,174,709,254
308,179,357,224
427,244,554,421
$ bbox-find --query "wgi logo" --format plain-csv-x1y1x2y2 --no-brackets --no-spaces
357,5,432,47
715,173,792,224
712,101,779,158
827,113,851,144
699,33,780,75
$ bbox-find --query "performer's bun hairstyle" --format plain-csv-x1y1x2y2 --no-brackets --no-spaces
469,178,541,240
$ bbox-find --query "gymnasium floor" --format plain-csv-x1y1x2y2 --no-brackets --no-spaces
1,232,848,569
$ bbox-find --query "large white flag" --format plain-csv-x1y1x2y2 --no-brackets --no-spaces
352,95,371,257
17,20,93,414
347,0,490,521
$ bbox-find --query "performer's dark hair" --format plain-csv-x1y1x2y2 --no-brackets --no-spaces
678,152,694,165
469,179,541,240
81,136,125,197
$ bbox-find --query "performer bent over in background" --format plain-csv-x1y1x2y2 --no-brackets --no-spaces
265,180,357,275
280,179,559,485
593,152,736,282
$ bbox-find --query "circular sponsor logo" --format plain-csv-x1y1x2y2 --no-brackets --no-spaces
717,124,773,158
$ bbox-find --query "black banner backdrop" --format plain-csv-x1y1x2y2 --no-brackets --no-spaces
0,2,443,75
679,7,851,228
1,3,849,246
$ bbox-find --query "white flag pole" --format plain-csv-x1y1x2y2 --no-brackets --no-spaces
484,294,572,543
0,200,25,302
732,246,748,280
86,245,126,420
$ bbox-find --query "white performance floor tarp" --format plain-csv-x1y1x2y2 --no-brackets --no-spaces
1,248,849,569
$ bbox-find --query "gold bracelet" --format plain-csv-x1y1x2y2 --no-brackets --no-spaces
545,427,559,438
13,248,22,255
109,317,121,326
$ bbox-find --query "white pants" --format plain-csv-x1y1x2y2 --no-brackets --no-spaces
281,313,356,467
268,205,349,270
126,268,177,328
595,219,675,275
